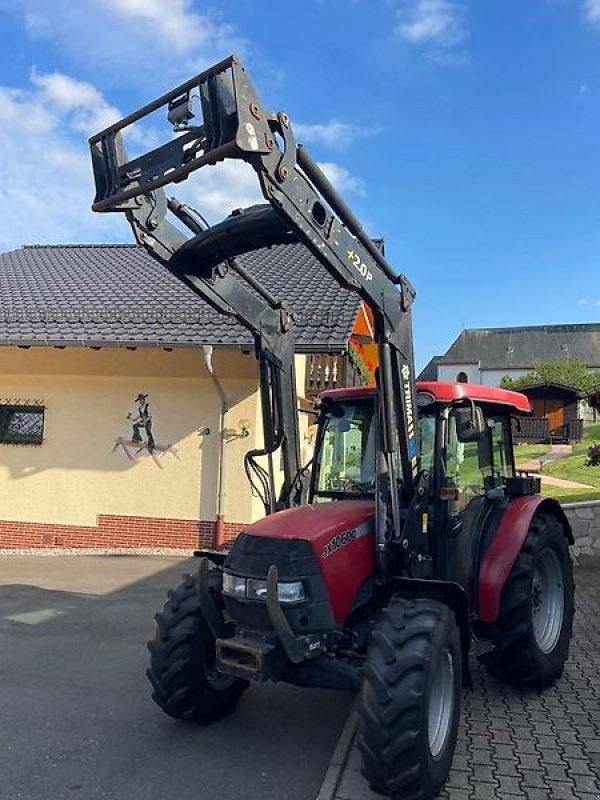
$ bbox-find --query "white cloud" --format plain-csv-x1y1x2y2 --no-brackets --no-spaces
294,121,360,149
105,0,229,55
583,0,600,25
173,158,365,223
318,162,365,196
6,0,244,80
178,160,265,222
30,70,121,133
0,71,129,250
395,0,466,47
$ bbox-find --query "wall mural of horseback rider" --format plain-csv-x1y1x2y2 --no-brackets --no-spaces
113,393,179,468
129,393,155,452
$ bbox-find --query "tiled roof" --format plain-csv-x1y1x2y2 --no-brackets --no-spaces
0,243,362,352
439,324,600,370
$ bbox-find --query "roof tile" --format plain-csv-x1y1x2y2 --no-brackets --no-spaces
440,325,600,369
0,243,361,352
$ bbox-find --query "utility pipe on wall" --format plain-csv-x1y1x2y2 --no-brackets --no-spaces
203,346,228,548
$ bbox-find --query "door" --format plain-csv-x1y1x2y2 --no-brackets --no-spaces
545,399,564,434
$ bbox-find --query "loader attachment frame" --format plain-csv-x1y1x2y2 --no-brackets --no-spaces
89,53,429,577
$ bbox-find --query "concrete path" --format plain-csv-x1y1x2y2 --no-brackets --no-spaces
541,444,573,462
539,475,595,490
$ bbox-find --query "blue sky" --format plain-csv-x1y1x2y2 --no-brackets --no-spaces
0,0,598,370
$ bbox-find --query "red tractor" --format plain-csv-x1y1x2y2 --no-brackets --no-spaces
90,57,574,800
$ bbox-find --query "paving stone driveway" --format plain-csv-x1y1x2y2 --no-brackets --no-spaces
335,565,600,800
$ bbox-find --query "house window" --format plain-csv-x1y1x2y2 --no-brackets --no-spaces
0,405,45,445
456,371,468,383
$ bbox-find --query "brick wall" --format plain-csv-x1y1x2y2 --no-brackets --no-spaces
0,514,247,551
564,501,600,560
5,503,598,557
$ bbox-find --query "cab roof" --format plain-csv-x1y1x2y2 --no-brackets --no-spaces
320,381,531,414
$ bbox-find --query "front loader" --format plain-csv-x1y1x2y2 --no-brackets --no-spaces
89,56,574,800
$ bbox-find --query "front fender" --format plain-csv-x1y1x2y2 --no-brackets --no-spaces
478,495,572,623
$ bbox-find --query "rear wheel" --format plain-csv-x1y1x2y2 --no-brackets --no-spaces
357,597,462,800
481,512,574,688
147,571,248,723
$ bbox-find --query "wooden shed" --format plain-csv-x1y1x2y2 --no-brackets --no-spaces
513,383,583,443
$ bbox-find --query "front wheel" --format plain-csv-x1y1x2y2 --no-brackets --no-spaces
357,597,462,800
481,512,574,688
147,571,248,723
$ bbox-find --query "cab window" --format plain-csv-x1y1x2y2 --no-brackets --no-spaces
314,402,376,499
445,409,513,512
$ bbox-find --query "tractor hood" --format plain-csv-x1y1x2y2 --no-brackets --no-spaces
245,499,375,545
241,500,376,622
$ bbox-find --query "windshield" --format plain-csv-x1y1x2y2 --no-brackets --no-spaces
313,401,376,500
311,401,438,502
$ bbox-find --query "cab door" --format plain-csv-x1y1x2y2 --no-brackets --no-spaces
437,408,514,591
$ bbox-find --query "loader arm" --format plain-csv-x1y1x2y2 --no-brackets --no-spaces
91,130,303,513
89,54,426,572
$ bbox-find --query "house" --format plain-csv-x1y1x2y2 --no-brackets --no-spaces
0,242,369,551
429,324,600,386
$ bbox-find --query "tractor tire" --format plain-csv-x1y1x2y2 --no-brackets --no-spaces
357,597,462,800
481,512,574,689
146,571,248,723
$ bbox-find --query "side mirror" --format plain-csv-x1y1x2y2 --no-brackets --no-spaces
455,405,486,443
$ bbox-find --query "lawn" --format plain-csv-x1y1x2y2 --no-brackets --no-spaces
540,421,600,504
541,486,600,505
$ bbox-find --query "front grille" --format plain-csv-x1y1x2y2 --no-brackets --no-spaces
223,533,334,633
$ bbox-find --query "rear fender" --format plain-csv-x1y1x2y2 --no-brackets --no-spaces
390,577,472,688
478,495,573,623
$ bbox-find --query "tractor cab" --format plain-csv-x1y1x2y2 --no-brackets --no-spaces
310,381,539,588
312,380,533,508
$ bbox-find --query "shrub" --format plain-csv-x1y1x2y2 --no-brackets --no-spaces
585,442,600,467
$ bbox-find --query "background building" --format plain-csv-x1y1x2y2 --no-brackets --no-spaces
421,324,600,386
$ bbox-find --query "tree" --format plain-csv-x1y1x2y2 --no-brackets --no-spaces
500,359,600,392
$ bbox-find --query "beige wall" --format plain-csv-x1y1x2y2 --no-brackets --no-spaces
0,346,262,528
245,354,309,521
0,347,310,531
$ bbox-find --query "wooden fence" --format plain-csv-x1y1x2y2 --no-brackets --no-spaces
512,417,583,444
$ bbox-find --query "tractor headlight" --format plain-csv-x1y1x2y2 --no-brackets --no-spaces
222,572,246,599
276,581,306,604
246,578,306,604
246,578,269,601
223,573,306,604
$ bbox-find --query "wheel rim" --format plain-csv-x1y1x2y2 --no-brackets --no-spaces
428,648,455,758
532,547,565,654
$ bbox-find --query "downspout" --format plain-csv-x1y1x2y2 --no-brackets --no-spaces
203,346,228,548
